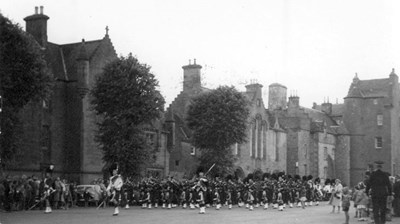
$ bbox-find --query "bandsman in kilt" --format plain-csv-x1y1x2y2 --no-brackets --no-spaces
107,163,123,216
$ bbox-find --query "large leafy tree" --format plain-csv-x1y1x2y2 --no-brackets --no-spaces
0,13,53,164
186,86,250,176
91,54,165,177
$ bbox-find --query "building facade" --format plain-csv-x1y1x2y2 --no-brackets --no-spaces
9,7,170,184
165,61,288,178
342,70,400,186
269,84,351,185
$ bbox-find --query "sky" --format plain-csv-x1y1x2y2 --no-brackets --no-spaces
2,0,400,108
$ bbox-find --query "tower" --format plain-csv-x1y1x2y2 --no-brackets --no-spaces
268,83,287,110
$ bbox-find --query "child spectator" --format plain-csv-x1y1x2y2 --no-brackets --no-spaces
342,187,351,224
354,184,368,221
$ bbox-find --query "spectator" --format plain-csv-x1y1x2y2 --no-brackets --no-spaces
366,161,392,224
330,179,343,213
393,175,400,217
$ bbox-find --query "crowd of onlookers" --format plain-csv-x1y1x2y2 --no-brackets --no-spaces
1,172,400,217
0,173,112,212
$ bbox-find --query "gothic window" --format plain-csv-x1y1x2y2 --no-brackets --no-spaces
234,143,238,155
377,114,383,126
40,125,51,161
375,137,383,149
304,164,308,176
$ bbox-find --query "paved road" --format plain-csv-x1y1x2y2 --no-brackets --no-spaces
1,203,399,224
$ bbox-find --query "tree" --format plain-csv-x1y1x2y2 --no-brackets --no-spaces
91,54,165,177
186,86,250,176
0,13,53,164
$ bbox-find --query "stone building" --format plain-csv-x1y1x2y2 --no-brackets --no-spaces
269,84,351,185
9,7,170,183
164,61,288,178
342,70,400,186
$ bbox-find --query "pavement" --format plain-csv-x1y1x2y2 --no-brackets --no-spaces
1,203,399,224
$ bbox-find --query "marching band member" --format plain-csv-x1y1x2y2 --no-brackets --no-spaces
107,163,123,216
43,171,54,214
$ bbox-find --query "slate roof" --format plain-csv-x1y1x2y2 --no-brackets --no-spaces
347,78,390,98
45,39,104,81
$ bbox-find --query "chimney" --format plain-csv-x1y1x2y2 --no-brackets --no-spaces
288,95,299,108
24,6,49,47
321,102,332,115
182,59,202,94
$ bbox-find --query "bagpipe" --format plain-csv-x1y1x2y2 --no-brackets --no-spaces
107,175,123,195
28,187,56,210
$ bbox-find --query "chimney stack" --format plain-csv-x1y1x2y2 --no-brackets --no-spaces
182,59,202,94
24,6,50,48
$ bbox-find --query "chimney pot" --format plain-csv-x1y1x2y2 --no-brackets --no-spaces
35,6,38,14
194,58,196,65
40,6,43,14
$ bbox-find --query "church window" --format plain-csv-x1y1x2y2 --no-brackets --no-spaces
377,114,383,126
41,125,51,162
375,137,383,149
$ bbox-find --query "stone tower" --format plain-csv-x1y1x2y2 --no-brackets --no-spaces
268,83,287,110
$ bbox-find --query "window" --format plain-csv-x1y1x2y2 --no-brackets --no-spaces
377,114,383,126
373,99,378,105
257,99,261,107
234,143,238,155
42,99,49,109
190,147,196,156
304,164,308,176
145,132,155,146
175,160,180,167
375,137,383,149
41,125,51,161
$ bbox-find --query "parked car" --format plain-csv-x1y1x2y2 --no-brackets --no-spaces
76,185,102,207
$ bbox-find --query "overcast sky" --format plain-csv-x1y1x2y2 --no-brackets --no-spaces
2,0,400,108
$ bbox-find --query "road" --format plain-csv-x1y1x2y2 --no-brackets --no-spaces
1,202,399,224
